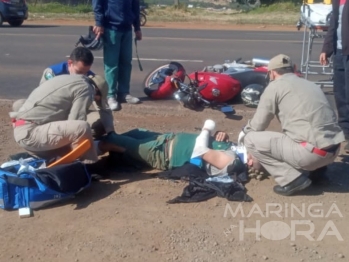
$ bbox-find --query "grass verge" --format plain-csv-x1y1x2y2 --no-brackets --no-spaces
28,2,92,13
27,2,300,26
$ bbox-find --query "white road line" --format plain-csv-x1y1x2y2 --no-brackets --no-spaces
1,33,304,43
65,56,203,63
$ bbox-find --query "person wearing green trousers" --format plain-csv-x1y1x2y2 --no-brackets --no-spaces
92,0,142,111
98,120,246,177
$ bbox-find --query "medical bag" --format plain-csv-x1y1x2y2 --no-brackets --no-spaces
0,160,91,210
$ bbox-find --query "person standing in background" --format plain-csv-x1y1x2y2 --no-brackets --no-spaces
319,0,349,153
92,0,142,111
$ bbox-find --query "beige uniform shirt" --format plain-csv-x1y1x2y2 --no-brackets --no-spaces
39,68,115,134
244,73,345,149
9,75,95,141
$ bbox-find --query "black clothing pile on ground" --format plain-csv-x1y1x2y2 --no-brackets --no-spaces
107,152,253,203
157,163,253,203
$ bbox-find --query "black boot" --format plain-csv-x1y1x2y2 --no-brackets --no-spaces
273,174,312,196
308,166,330,185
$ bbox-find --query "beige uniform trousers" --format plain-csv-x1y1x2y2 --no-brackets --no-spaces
244,131,340,186
15,120,98,163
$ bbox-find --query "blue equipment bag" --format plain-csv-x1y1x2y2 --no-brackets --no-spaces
0,160,92,210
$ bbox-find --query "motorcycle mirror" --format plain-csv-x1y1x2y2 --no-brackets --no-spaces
235,58,242,63
197,83,208,92
170,77,181,89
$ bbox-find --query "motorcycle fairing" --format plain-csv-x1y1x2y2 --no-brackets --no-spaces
223,69,268,90
188,72,241,102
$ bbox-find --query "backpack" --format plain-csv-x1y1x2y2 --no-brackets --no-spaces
0,160,91,210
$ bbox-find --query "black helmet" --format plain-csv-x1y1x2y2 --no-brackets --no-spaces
241,84,264,108
75,26,103,51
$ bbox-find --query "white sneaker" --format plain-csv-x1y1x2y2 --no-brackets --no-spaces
107,96,120,111
125,94,140,104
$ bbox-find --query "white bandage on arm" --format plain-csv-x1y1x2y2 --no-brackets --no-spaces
191,130,210,159
190,119,216,159
203,119,216,133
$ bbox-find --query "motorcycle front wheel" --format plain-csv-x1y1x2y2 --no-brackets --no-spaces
143,62,185,98
140,12,147,26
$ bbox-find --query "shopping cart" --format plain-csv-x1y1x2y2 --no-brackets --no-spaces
296,2,333,88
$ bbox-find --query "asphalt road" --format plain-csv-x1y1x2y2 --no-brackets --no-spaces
0,24,332,104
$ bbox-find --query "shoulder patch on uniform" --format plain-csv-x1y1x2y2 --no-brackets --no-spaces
44,72,54,80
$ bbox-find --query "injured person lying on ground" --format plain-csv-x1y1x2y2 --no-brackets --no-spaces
99,119,247,177
96,119,254,203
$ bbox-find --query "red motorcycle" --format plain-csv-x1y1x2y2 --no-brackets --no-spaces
143,58,270,110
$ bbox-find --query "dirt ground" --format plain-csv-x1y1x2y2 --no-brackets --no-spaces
0,97,348,262
0,17,347,262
